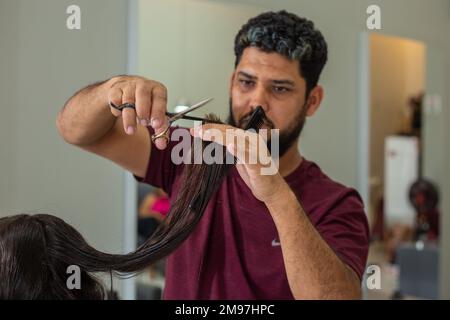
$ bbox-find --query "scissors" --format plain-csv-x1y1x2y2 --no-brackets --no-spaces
110,97,216,142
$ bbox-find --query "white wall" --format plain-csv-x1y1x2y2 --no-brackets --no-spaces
0,0,19,213
424,45,449,300
0,0,129,295
137,0,263,120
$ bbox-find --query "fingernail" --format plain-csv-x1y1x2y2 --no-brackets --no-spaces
126,126,135,135
140,119,148,126
151,118,161,128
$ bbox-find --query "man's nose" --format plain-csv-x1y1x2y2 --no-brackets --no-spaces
249,86,270,113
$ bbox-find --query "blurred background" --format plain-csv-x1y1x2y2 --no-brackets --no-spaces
0,0,449,299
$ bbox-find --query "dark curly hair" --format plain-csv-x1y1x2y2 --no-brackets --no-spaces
234,10,328,96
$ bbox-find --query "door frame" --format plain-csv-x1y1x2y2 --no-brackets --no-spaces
121,0,139,300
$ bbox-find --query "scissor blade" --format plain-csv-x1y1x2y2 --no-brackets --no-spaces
170,97,213,122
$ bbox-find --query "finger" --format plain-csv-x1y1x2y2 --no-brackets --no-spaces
108,86,123,117
199,123,234,133
190,124,233,143
225,141,247,166
226,141,238,158
230,139,248,165
193,125,254,148
121,84,137,134
121,83,136,105
154,134,168,150
152,123,170,150
230,130,263,168
150,85,168,130
190,124,261,166
122,107,137,135
135,83,152,126
197,126,244,163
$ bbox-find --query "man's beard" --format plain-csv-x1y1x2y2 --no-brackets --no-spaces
226,98,307,158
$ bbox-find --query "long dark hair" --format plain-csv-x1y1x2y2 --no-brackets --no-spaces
0,110,264,299
0,214,106,299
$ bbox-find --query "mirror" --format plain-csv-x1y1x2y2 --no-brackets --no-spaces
361,32,446,299
1,0,448,301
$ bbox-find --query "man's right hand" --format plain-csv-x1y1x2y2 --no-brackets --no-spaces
57,75,171,178
107,75,169,150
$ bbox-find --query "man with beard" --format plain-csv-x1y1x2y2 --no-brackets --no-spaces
57,11,369,299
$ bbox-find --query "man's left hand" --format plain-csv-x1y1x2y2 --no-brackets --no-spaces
190,123,285,204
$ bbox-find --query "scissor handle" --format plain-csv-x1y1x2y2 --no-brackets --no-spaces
151,126,171,143
110,104,214,122
110,101,219,143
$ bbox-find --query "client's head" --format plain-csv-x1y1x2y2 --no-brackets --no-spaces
0,214,106,300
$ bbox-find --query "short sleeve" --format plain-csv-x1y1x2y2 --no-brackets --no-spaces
315,189,370,281
134,126,189,196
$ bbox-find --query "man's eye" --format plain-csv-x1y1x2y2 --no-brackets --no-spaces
273,86,289,93
239,80,254,87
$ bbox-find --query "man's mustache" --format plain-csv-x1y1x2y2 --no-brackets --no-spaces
237,108,275,130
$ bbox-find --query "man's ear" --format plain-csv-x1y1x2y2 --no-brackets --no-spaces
305,85,324,117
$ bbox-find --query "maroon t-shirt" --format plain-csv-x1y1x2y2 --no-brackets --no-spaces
137,127,369,300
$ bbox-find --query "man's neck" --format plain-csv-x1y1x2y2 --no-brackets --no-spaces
278,141,303,177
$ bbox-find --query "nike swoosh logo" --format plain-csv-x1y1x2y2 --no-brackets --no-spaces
271,239,281,247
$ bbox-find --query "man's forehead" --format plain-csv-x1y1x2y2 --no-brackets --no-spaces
237,47,303,82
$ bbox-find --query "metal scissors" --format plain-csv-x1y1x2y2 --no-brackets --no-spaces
110,97,216,143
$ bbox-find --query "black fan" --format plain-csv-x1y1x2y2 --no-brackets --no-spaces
409,178,439,213
409,178,439,241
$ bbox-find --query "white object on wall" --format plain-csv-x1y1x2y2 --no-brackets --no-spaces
384,136,419,227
